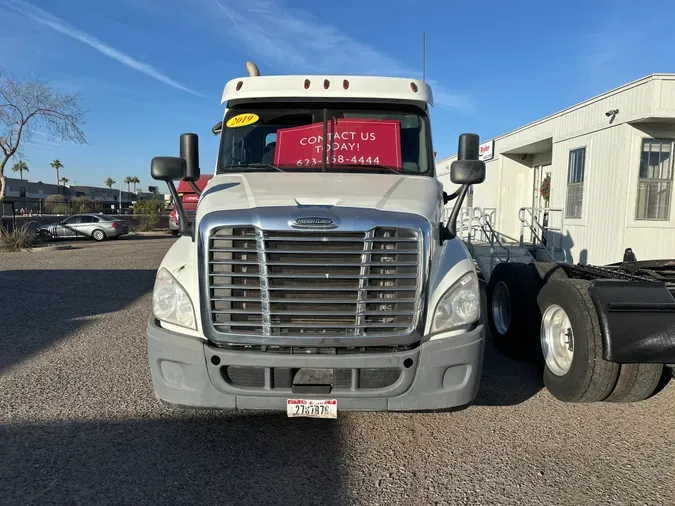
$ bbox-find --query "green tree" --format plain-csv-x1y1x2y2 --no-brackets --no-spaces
44,194,67,214
132,176,140,194
59,176,69,186
11,160,28,180
51,159,64,189
0,69,86,203
71,196,91,213
104,177,115,189
134,198,164,231
124,176,132,194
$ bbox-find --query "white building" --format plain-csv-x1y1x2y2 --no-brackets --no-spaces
436,74,675,266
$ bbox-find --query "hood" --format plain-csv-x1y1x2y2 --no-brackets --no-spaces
197,172,443,223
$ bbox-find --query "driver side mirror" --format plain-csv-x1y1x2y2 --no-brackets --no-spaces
450,160,485,185
151,156,186,181
441,133,486,244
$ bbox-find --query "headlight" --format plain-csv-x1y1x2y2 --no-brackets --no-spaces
430,271,481,333
152,268,196,329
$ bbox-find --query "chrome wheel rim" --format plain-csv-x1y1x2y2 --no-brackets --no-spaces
94,231,103,240
491,281,511,335
541,304,574,376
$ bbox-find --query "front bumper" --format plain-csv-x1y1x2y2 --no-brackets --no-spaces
146,318,485,412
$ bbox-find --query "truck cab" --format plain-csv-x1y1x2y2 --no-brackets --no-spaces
148,63,486,416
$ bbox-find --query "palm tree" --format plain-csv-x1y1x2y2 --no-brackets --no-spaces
132,176,140,194
105,177,116,189
51,159,64,188
60,177,69,186
11,160,29,180
124,176,132,194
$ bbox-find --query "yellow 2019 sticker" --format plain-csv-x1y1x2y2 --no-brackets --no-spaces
226,113,259,128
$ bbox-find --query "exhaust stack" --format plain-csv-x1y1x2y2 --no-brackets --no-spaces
246,61,260,77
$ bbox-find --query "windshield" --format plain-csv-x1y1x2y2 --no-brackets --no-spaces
217,102,433,176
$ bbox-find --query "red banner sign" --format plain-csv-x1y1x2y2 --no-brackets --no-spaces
273,119,402,169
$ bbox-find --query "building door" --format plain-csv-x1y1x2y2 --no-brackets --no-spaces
529,164,552,243
532,164,552,210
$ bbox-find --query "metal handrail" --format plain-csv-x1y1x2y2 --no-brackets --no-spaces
477,213,510,275
445,206,483,243
518,207,567,263
442,206,515,277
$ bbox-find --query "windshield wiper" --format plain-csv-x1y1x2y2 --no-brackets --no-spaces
343,165,402,175
222,164,286,173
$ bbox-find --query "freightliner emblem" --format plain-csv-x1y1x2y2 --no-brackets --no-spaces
290,217,339,229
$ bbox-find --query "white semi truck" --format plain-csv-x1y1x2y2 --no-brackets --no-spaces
147,62,486,417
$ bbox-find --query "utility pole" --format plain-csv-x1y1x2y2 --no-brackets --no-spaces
422,32,426,82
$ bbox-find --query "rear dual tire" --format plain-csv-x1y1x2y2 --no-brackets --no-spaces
604,363,663,403
486,263,542,361
487,264,662,403
538,280,662,403
537,280,619,402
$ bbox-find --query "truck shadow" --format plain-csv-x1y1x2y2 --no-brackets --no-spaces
472,284,544,406
0,413,347,505
0,269,156,374
474,339,544,406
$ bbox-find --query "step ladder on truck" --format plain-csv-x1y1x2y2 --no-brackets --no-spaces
464,206,675,403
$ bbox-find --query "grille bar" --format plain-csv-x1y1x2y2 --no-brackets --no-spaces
217,322,411,329
211,273,418,280
266,298,417,304
212,309,415,316
208,226,422,338
267,286,415,292
210,261,418,267
261,236,418,243
255,227,271,336
212,248,418,255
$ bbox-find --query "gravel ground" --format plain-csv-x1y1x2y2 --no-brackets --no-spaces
1,236,674,505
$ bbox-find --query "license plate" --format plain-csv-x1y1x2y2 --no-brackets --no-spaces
287,399,337,419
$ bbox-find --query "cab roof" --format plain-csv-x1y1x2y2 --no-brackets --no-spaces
221,75,434,107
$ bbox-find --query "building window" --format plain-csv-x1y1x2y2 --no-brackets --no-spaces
566,147,585,218
636,139,673,220
19,186,26,198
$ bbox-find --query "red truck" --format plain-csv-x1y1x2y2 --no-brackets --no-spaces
168,175,212,235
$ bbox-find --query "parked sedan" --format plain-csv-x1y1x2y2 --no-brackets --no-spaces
38,214,129,241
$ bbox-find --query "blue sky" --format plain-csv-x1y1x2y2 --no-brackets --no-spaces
0,0,672,189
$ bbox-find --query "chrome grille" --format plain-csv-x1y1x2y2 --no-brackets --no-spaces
208,226,422,337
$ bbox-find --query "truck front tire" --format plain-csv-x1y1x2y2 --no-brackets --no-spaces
537,279,619,403
486,262,542,361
